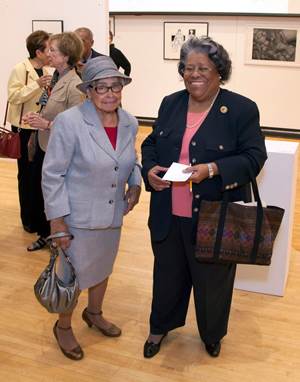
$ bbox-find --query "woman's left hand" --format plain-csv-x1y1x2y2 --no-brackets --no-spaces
124,185,141,215
183,164,209,184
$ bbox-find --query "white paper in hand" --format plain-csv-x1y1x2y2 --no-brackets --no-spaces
162,162,192,182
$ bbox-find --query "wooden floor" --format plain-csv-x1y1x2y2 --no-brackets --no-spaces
0,128,299,382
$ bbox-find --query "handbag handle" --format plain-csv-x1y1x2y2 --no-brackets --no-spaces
214,177,263,263
3,70,29,128
18,70,29,125
46,231,74,264
2,101,9,127
46,231,74,241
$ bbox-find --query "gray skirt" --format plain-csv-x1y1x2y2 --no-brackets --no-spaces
57,226,121,290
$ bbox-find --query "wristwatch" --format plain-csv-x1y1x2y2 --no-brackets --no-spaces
207,163,214,179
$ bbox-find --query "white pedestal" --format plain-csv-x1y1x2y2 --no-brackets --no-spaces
234,140,299,296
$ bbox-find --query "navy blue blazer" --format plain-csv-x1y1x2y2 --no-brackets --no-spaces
141,88,267,242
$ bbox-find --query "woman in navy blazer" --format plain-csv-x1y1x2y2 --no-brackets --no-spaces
42,56,141,361
141,37,267,358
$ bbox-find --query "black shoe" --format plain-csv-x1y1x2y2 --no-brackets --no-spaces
205,341,221,357
27,236,47,251
143,333,167,358
23,225,36,233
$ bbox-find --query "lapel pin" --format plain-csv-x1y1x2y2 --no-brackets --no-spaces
220,105,228,114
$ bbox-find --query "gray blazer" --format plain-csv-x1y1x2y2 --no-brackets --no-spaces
42,100,141,229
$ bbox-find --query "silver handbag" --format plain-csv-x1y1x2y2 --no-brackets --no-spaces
34,232,80,314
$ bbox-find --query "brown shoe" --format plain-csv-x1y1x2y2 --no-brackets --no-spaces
53,321,84,361
82,308,121,337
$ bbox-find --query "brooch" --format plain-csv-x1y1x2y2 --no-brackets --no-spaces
220,105,228,114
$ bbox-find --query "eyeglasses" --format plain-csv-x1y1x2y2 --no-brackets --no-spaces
90,84,123,94
48,47,60,53
183,65,214,75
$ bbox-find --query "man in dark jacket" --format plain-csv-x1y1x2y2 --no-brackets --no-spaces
75,27,104,75
109,31,131,76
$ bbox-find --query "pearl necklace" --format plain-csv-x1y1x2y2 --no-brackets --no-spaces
186,89,220,129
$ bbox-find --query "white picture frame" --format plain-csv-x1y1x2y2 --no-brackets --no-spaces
109,16,115,35
245,25,300,67
163,21,209,60
32,20,64,34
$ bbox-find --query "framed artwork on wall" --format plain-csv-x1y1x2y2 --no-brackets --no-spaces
245,25,300,67
32,20,64,34
163,21,209,60
109,16,115,35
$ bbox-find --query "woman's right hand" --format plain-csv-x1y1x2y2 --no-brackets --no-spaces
148,165,171,191
50,218,72,250
37,75,52,88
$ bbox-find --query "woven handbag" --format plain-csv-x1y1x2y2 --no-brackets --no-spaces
194,178,284,265
34,232,80,313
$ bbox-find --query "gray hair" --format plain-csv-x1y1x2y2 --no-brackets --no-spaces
178,36,232,83
74,27,93,41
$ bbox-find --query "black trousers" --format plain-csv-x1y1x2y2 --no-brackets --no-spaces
30,144,50,238
12,126,35,229
150,215,236,344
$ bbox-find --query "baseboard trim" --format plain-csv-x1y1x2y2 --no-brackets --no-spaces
136,116,300,139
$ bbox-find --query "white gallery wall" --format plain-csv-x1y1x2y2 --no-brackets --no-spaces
110,0,290,14
113,14,300,130
0,0,108,125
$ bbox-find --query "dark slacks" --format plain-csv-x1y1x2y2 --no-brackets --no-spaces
150,215,236,344
11,126,35,229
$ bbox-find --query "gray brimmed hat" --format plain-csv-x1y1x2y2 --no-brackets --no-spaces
77,56,132,93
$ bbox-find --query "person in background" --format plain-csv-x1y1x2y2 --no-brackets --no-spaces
141,36,267,359
75,27,104,74
7,30,52,233
42,56,141,361
23,32,84,251
109,31,131,76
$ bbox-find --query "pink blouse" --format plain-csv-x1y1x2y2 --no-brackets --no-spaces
172,111,207,217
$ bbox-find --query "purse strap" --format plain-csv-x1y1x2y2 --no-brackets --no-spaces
3,70,29,128
18,70,29,126
2,101,9,127
46,231,77,279
46,231,74,263
214,177,264,263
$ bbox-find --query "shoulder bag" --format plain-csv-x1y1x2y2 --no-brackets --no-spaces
0,101,21,159
0,70,29,159
194,178,284,265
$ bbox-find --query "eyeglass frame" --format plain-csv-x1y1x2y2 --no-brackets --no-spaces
183,65,215,75
89,83,124,95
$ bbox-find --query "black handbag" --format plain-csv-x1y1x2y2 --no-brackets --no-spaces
34,232,80,313
194,178,284,265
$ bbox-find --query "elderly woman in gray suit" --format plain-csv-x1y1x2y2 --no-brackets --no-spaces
42,56,142,361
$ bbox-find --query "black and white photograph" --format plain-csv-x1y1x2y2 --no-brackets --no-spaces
245,25,300,67
164,22,209,60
